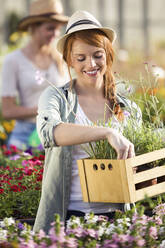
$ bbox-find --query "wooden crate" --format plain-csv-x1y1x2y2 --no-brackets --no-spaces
77,148,165,203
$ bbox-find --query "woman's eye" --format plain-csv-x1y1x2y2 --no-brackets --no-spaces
94,54,103,59
77,57,85,62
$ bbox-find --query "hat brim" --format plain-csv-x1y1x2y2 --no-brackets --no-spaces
17,14,69,31
57,25,117,54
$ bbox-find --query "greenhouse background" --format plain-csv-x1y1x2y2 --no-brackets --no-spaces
0,0,165,54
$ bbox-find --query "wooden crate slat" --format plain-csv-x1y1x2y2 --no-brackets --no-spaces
77,160,89,202
135,182,165,201
133,166,165,184
121,160,136,202
126,148,165,168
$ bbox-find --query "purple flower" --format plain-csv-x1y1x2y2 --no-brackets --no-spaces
65,237,77,248
66,227,83,238
153,203,165,216
17,222,24,230
83,228,98,238
9,154,20,160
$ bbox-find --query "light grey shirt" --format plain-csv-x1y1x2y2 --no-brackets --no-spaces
1,49,67,122
33,82,142,233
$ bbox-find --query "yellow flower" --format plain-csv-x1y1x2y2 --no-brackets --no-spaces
9,31,27,42
3,120,15,133
0,132,7,140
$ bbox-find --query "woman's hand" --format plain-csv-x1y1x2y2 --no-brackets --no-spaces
106,128,135,159
2,96,38,120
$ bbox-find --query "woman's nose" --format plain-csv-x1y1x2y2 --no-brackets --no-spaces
87,56,96,67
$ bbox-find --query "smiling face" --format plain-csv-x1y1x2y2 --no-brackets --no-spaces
32,21,63,46
70,39,107,87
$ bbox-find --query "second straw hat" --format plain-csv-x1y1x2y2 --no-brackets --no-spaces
18,0,69,31
57,10,117,54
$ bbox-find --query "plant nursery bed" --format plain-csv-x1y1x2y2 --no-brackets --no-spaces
77,148,165,203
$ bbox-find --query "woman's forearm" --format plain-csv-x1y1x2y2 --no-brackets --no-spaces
54,122,135,159
54,122,109,146
2,97,37,120
2,105,37,120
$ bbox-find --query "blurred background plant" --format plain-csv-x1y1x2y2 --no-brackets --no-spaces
0,145,44,219
0,112,15,146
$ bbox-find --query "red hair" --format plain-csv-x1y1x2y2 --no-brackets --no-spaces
63,29,123,120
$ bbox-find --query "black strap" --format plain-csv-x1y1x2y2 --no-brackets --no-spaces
65,19,101,34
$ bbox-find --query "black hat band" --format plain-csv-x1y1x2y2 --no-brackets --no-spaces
65,19,101,34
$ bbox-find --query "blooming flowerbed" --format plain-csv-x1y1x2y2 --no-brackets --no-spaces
0,145,44,219
1,205,165,247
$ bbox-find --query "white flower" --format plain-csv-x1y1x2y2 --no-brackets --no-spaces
3,217,15,226
20,229,34,236
160,240,165,248
0,221,5,228
66,216,81,228
152,66,165,79
117,218,124,224
0,229,7,241
105,223,116,235
85,214,98,224
98,226,106,237
159,226,165,235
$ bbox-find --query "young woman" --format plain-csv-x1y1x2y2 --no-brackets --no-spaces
1,0,69,149
33,10,141,233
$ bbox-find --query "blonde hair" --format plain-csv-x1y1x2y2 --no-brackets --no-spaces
63,29,123,120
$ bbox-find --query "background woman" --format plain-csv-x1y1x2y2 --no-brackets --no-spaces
33,10,141,233
1,0,69,149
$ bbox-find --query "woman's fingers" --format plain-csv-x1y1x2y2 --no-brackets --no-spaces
117,144,135,159
107,128,135,160
117,148,129,159
128,144,135,158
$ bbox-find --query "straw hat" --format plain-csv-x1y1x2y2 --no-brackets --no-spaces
57,10,116,54
18,0,69,31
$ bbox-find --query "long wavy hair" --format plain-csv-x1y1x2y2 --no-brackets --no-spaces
63,29,123,120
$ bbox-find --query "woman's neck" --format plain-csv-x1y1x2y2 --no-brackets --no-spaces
23,40,50,56
74,79,104,98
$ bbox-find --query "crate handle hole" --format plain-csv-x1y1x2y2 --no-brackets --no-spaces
100,163,105,170
93,164,98,170
108,163,113,170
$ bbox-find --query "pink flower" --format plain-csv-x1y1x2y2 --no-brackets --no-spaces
149,226,157,239
83,228,98,238
136,238,145,246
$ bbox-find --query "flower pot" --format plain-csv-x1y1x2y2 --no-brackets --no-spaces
77,148,165,204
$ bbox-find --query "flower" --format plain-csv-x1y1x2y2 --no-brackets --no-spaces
149,226,157,239
35,70,45,85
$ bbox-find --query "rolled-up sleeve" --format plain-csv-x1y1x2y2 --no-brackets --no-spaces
37,86,64,148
